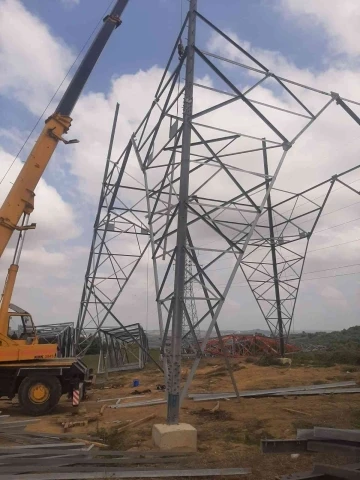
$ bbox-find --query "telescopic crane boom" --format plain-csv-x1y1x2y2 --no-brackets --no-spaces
0,0,128,334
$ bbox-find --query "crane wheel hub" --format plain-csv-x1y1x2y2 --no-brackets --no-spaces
28,383,50,404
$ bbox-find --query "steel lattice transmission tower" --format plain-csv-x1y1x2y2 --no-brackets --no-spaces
182,245,200,353
75,0,360,423
241,165,360,356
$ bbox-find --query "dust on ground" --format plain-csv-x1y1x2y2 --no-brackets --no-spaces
1,357,360,480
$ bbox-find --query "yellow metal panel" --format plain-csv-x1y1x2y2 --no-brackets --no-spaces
0,358,76,368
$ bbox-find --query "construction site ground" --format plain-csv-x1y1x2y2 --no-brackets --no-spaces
1,357,360,479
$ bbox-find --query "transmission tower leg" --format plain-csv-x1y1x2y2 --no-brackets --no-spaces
262,140,285,356
167,0,197,425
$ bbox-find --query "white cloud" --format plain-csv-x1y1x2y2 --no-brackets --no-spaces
61,0,80,6
279,0,360,57
0,146,82,316
0,147,81,245
0,0,75,115
65,67,166,199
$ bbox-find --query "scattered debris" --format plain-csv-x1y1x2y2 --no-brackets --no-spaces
210,401,220,413
156,384,166,391
62,414,98,432
190,408,233,421
117,413,156,433
204,364,244,377
63,420,88,432
131,389,152,395
0,413,248,478
283,408,311,416
73,438,108,448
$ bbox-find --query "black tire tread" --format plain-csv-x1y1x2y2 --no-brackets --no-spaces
18,375,62,416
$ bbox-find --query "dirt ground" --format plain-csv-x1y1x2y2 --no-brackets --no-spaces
1,358,360,479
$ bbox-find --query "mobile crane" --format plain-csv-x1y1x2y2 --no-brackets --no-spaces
0,0,129,415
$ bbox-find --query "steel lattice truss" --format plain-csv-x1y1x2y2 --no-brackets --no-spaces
75,103,150,356
36,323,75,358
242,164,360,353
204,334,299,357
93,323,149,374
75,0,360,422
182,248,200,354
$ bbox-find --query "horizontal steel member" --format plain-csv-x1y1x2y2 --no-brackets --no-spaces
261,439,308,454
3,467,252,480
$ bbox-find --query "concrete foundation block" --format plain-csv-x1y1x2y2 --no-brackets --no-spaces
279,357,292,366
152,423,197,451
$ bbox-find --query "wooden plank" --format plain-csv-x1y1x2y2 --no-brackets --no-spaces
117,414,155,433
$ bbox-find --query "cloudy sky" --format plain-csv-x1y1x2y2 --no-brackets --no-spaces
1,0,360,334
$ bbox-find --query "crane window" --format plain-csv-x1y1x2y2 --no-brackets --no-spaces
8,315,33,339
8,315,25,340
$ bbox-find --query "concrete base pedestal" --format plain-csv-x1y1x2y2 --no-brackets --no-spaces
279,357,292,366
152,423,197,451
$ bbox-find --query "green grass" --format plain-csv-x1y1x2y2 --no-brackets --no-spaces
291,349,360,368
82,354,99,371
82,348,162,374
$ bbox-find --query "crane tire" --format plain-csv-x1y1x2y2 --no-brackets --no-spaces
18,375,62,416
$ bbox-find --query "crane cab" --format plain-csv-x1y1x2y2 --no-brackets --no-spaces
8,308,36,341
0,304,57,362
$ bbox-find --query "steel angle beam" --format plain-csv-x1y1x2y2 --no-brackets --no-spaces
190,381,357,397
0,449,89,459
281,471,322,479
313,464,360,480
190,381,358,401
280,463,360,480
0,443,86,453
2,467,251,480
297,429,315,440
262,438,360,456
307,441,360,455
261,439,308,454
0,457,183,474
313,428,360,443
273,388,360,397
110,399,166,408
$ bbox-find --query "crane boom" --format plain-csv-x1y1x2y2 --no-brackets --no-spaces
0,0,130,416
0,0,129,257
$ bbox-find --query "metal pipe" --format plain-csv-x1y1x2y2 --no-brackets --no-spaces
262,140,285,355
